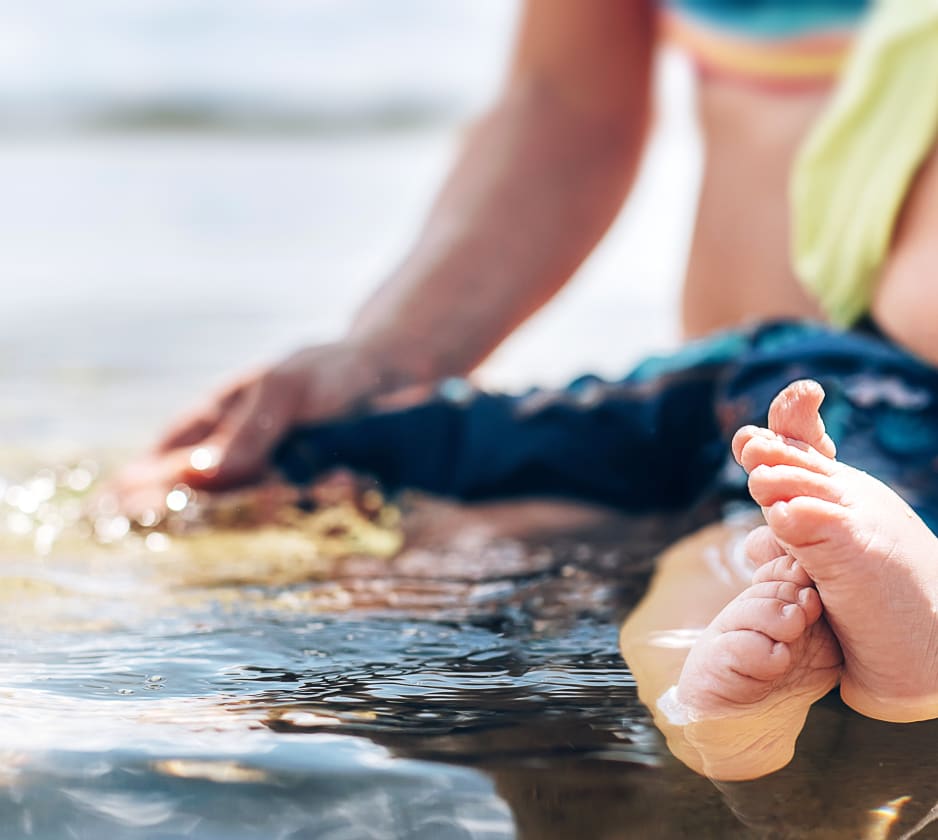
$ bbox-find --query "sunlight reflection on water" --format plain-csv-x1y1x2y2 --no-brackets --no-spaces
0,458,663,839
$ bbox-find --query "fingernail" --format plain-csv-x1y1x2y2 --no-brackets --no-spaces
782,604,798,618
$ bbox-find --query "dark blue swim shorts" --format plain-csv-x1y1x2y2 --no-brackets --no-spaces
273,321,938,532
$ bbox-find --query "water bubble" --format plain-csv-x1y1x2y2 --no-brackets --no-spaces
78,459,100,479
66,467,93,492
145,532,171,553
137,509,159,528
33,523,58,556
94,515,130,542
95,493,119,517
6,486,39,515
165,490,188,512
29,472,56,502
18,495,39,515
5,512,33,536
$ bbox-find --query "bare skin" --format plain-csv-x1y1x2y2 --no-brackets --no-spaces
670,553,841,780
618,509,841,782
116,0,655,500
625,379,938,782
116,0,938,506
682,77,827,337
874,139,938,369
648,380,844,781
734,380,938,723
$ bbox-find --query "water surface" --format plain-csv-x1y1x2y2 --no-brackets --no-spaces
7,465,938,839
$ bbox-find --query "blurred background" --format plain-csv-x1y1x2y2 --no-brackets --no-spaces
0,0,700,454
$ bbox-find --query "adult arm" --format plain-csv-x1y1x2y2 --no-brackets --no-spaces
130,0,657,494
351,0,657,385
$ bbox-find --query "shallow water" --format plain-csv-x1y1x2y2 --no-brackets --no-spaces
7,3,938,834
0,463,673,840
0,33,707,832
7,465,938,839
0,464,925,840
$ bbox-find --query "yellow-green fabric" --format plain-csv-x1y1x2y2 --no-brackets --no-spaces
791,0,938,327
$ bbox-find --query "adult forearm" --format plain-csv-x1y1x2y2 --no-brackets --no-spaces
347,78,650,389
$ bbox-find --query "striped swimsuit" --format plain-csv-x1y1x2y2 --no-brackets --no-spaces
664,0,871,89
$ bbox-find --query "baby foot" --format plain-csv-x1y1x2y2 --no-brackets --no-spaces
734,380,938,723
670,553,841,780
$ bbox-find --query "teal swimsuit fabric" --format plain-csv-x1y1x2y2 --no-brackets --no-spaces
665,0,871,38
274,321,938,535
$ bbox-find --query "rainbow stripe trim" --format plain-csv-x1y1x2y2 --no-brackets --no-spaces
663,9,858,89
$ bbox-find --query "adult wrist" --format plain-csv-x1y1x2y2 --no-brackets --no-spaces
346,332,450,398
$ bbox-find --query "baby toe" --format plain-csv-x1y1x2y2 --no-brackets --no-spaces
732,425,778,466
717,630,793,683
764,497,853,553
717,591,808,644
744,526,786,569
748,464,844,508
767,380,837,459
751,553,812,588
738,435,837,477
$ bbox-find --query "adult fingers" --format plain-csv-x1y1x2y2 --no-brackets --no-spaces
155,406,223,454
154,374,257,454
182,376,298,489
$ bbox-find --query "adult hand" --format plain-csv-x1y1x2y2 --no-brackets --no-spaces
114,341,382,510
